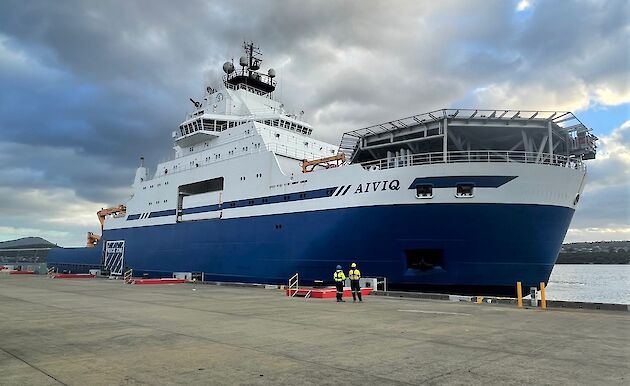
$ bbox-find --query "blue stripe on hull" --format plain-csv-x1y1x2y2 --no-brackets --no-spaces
48,203,574,296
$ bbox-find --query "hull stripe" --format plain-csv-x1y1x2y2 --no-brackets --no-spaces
127,186,339,220
408,176,517,189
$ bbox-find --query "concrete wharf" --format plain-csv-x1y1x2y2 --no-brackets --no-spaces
0,275,628,385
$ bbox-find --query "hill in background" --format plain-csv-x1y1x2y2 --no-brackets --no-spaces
558,241,630,264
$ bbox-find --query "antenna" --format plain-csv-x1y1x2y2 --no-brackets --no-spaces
243,41,262,73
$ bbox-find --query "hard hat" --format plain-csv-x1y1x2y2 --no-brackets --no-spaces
351,262,357,268
336,265,342,270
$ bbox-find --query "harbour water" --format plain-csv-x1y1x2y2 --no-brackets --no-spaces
546,264,630,305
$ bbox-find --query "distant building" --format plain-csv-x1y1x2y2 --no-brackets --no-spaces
0,237,58,264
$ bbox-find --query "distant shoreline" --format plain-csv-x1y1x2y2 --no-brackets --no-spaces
556,252,630,265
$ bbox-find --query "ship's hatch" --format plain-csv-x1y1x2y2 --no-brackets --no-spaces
177,177,224,222
406,249,444,271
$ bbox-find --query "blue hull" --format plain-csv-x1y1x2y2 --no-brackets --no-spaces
47,203,574,296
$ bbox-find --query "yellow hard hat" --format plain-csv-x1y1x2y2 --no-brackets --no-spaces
351,262,357,268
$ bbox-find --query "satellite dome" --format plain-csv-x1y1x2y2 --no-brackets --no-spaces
268,68,276,78
222,62,234,74
239,56,248,67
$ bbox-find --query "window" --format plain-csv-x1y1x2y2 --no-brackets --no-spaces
456,183,474,198
416,184,433,199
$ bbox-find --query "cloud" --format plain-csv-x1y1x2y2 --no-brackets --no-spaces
0,0,628,245
566,120,630,242
516,0,531,12
0,187,107,246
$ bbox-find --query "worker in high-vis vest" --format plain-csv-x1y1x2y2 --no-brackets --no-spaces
348,262,362,302
333,265,346,302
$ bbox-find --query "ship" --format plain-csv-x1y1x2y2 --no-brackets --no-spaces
47,42,598,296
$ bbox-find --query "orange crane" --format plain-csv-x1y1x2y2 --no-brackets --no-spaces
86,232,101,248
86,205,126,247
301,153,346,173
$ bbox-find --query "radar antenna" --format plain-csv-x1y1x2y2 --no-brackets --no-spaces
223,42,276,95
243,41,262,72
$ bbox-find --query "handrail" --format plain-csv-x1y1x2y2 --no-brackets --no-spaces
344,108,588,139
359,150,585,171
288,272,299,297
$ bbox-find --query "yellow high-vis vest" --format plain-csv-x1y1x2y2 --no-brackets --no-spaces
348,269,361,281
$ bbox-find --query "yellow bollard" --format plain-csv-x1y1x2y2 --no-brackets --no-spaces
516,281,523,308
540,282,547,310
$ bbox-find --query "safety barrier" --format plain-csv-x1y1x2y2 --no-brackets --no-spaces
123,269,133,284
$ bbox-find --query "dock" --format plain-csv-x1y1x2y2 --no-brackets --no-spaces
0,275,628,385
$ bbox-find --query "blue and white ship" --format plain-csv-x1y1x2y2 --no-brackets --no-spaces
48,43,598,295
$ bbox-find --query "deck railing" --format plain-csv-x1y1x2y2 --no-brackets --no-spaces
359,150,585,171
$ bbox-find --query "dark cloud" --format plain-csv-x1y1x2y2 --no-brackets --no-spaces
0,0,628,245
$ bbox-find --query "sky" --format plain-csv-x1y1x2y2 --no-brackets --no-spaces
0,0,628,247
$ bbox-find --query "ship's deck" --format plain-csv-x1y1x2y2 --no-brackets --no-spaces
1,275,627,385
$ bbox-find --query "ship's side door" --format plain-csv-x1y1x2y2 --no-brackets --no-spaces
177,177,223,222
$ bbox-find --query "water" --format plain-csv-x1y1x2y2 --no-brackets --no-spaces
545,264,630,305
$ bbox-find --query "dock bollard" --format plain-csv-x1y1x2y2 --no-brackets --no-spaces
540,282,547,310
516,282,523,308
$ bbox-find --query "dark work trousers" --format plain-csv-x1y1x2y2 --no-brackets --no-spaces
335,282,344,301
351,280,362,301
